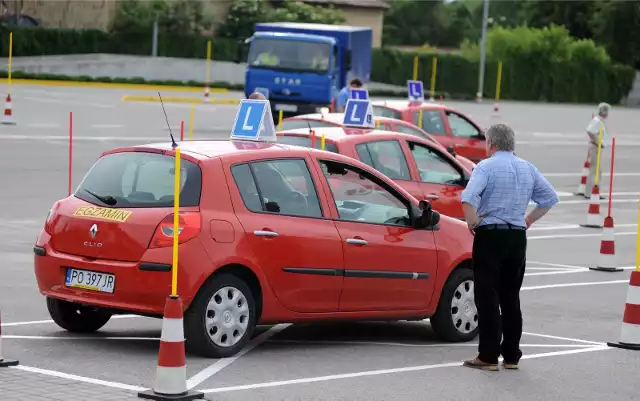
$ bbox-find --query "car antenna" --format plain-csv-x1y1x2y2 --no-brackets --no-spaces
158,91,178,148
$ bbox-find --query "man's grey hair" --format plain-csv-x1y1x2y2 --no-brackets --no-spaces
597,102,611,116
485,123,515,151
248,92,266,100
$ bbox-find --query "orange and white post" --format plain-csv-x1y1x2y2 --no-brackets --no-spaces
203,40,211,103
429,56,437,102
2,31,16,125
138,147,204,400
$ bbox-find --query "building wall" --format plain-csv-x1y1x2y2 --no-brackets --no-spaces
340,6,384,48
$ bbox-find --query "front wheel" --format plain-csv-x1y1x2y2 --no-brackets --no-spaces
184,274,257,358
46,297,112,333
430,268,478,342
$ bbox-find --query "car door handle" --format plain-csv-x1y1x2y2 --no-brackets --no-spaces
346,238,368,245
426,193,440,200
254,230,279,237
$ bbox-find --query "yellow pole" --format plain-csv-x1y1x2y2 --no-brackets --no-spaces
171,147,181,297
495,61,503,102
205,40,212,86
321,134,326,150
430,56,437,99
594,125,604,187
188,103,195,140
278,110,283,129
418,109,423,129
636,199,640,272
8,31,12,95
412,56,418,81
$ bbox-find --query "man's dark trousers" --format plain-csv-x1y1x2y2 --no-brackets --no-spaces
472,224,527,364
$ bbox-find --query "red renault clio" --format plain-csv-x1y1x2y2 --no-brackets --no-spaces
34,138,477,358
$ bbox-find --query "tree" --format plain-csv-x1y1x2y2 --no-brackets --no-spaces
217,0,345,40
591,0,640,68
519,0,597,39
109,0,211,36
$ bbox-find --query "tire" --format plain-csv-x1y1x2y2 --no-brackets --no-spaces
46,297,112,333
430,268,478,342
185,273,257,358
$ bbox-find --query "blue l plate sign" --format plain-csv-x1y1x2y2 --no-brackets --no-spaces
230,99,277,142
407,80,424,102
349,88,369,100
342,99,374,128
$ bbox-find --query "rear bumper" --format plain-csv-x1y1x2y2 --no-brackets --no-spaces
33,232,210,315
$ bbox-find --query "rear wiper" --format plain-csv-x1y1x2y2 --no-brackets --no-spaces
84,189,117,206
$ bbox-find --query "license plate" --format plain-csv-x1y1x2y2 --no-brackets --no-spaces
274,104,297,112
65,268,115,293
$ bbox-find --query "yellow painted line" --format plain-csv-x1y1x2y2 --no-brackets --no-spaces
0,78,228,93
121,95,239,105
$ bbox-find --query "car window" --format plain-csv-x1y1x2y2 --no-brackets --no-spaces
354,140,411,181
412,110,446,135
319,160,411,226
277,135,339,153
445,111,481,138
76,151,201,208
231,159,323,218
372,105,402,120
280,119,338,131
392,123,436,143
408,142,463,185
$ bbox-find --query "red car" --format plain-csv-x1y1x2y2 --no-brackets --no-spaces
33,139,477,358
277,127,472,220
280,112,476,172
371,100,487,163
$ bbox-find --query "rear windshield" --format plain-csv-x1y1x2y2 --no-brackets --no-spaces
372,105,402,120
75,152,202,208
277,135,340,153
280,119,339,131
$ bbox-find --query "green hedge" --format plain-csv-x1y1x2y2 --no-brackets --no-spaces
0,26,635,104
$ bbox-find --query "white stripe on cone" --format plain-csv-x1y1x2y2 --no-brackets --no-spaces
154,365,188,395
586,212,602,227
160,317,185,343
598,253,616,269
626,285,640,305
602,227,615,241
0,332,4,361
576,183,585,195
620,322,640,345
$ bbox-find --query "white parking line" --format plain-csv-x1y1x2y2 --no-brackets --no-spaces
521,280,628,291
186,324,291,390
554,199,639,205
10,365,147,392
267,339,593,348
521,332,605,346
528,224,637,232
528,231,636,240
198,346,608,394
543,172,640,177
90,124,125,129
3,335,158,340
26,122,60,128
526,261,589,269
2,315,140,327
2,134,157,142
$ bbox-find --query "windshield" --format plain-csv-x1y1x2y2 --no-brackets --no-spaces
280,119,339,131
277,135,340,153
75,152,202,208
372,106,402,120
248,38,332,74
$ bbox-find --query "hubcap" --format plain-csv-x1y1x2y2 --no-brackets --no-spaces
205,286,250,347
450,280,478,334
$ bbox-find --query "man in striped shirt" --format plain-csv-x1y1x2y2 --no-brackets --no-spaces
460,124,559,371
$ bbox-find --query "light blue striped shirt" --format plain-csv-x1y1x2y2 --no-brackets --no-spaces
461,151,559,227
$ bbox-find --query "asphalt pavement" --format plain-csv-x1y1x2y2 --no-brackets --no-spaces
1,83,640,401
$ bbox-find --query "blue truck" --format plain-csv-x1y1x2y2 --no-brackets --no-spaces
240,22,373,121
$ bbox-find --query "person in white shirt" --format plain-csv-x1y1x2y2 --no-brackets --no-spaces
584,103,610,197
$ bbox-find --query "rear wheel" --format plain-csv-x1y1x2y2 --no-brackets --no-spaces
185,274,257,358
430,268,478,342
46,297,112,333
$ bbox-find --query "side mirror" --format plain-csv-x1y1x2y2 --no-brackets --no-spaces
414,200,440,228
446,146,456,156
345,49,352,70
234,39,247,64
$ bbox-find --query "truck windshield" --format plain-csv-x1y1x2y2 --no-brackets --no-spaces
249,38,331,74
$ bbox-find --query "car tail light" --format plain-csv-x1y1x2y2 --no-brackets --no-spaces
44,201,62,234
149,212,201,249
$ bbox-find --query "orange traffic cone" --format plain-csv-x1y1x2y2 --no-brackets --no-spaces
608,271,640,350
203,86,210,103
0,310,19,367
2,94,16,125
574,157,591,196
138,296,204,400
590,216,621,272
439,95,443,104
580,185,602,228
493,102,499,113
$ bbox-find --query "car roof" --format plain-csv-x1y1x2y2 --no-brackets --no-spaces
288,112,407,126
111,139,310,160
371,100,449,111
278,126,431,144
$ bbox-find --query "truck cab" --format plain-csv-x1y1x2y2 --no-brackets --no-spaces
241,22,372,121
